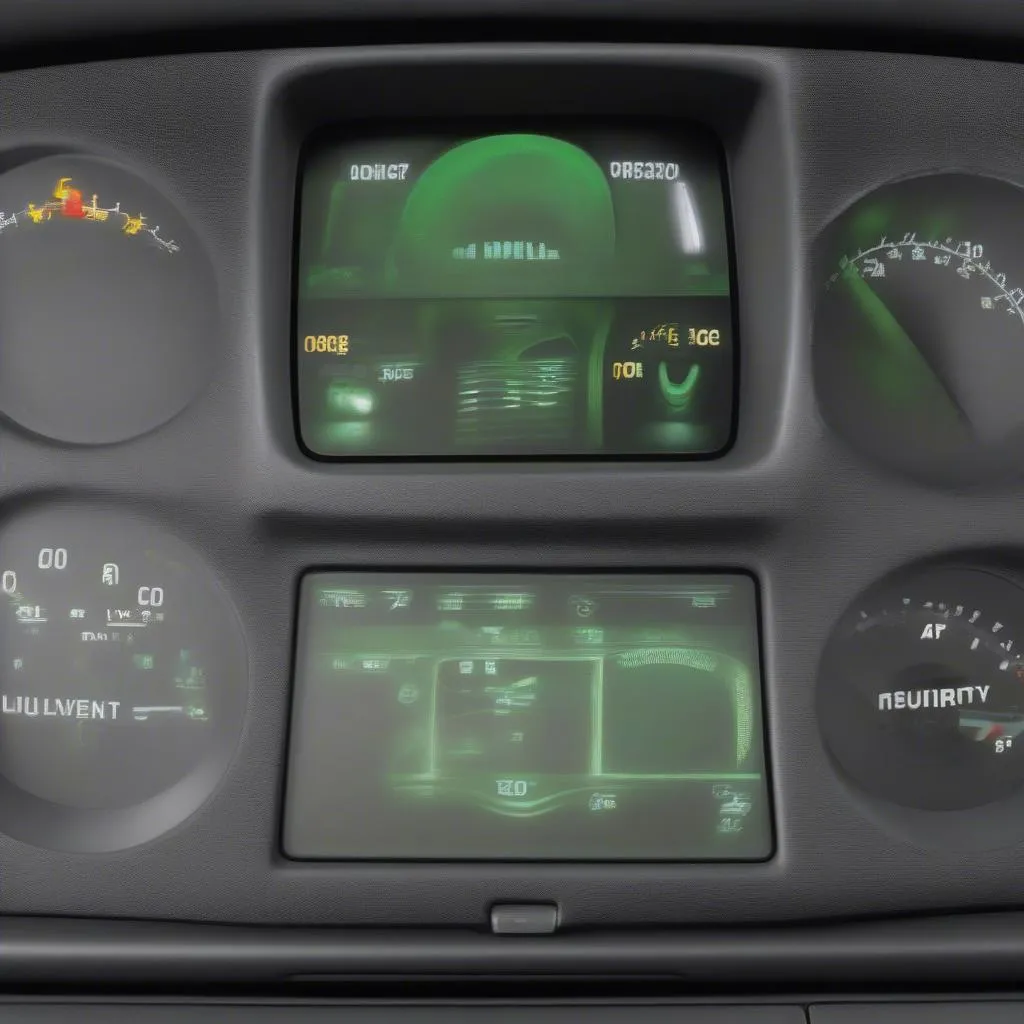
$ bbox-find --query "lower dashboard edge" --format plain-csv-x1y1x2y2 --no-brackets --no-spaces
3,913,1024,987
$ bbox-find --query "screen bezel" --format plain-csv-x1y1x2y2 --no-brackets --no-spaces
290,120,741,464
281,568,774,863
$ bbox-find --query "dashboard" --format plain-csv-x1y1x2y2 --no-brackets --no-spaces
6,2,1024,1017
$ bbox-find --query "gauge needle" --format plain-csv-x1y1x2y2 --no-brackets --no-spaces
842,270,970,438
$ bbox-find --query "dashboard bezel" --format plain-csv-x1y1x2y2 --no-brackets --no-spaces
264,46,791,474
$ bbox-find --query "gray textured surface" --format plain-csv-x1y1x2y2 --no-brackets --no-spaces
0,0,1020,46
2,44,1024,929
811,1007,1024,1023
0,1008,806,1023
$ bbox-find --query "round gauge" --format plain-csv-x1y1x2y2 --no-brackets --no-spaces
0,509,246,850
818,567,1024,811
0,154,217,444
813,173,1024,483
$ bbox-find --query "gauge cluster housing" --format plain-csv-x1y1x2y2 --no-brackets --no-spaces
5,44,1024,935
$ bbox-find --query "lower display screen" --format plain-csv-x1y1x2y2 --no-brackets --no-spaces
284,573,771,860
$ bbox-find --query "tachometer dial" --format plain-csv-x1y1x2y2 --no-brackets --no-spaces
818,567,1024,810
813,173,1024,483
0,509,246,850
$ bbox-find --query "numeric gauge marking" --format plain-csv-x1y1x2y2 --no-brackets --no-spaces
813,173,1024,482
828,235,1024,324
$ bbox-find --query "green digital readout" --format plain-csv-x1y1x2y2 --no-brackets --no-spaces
295,130,735,458
283,574,771,861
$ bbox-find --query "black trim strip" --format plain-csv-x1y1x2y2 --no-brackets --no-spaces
5,914,1024,987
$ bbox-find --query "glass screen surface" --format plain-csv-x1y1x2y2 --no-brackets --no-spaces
295,130,735,458
284,573,771,860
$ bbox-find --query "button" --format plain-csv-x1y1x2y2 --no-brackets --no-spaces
490,903,559,935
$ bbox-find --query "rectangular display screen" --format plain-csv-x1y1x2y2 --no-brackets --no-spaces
295,129,735,458
284,574,771,860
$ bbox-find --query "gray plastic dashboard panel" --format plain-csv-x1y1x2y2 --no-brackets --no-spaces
810,1009,1024,1023
9,914,1024,987
0,1008,806,1023
4,44,1024,930
3,0,1024,52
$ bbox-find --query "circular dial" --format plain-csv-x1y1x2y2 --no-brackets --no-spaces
818,567,1024,810
0,510,246,850
813,173,1024,482
0,154,217,444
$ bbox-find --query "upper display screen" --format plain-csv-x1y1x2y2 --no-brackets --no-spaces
283,573,771,861
295,129,735,458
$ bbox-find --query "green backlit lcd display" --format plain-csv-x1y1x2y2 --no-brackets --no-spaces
283,574,771,860
295,130,735,458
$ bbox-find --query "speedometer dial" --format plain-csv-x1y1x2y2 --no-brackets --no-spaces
813,173,1024,483
0,509,247,851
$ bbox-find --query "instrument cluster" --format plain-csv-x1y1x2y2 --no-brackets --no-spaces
3,44,1024,934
